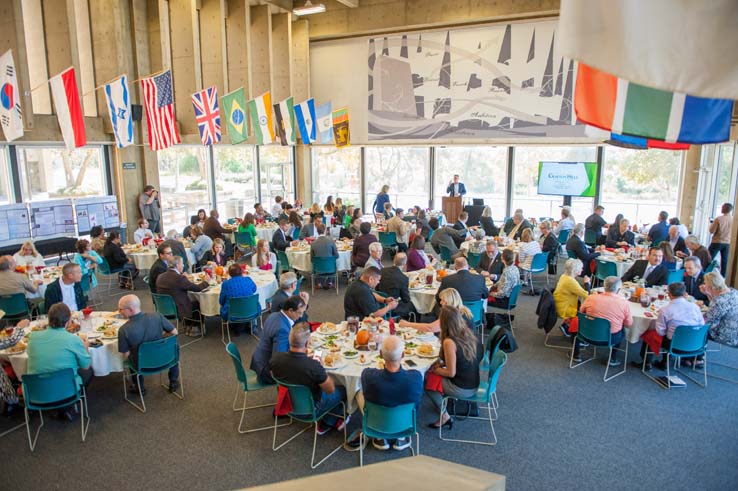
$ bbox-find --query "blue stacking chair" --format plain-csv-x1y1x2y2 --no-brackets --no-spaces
234,231,255,254
311,256,338,295
584,230,597,247
557,229,570,258
360,402,418,466
467,251,482,269
0,293,31,324
277,250,291,273
520,252,549,294
705,260,720,273
21,368,89,451
667,269,685,284
463,299,486,339
123,335,183,413
482,325,506,369
152,293,203,347
594,260,618,287
222,294,261,345
567,250,577,260
439,351,508,446
272,378,346,469
642,324,710,389
439,245,454,264
97,257,133,292
569,313,628,382
378,231,398,254
488,284,521,330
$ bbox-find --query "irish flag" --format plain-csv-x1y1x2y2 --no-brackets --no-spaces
50,67,86,150
575,63,734,145
248,92,274,145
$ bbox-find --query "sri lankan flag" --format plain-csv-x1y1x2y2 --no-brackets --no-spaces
221,87,248,144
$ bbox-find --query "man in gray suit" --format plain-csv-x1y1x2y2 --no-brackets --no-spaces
299,215,319,240
429,217,468,256
310,223,338,288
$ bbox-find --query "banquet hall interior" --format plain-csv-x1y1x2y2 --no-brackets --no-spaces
2,1,738,489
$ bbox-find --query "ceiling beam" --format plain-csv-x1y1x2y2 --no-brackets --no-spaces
335,0,359,6
259,0,292,12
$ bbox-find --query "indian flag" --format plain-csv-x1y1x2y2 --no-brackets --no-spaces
248,92,274,144
574,63,733,144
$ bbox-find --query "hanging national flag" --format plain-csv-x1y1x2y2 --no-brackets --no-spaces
248,92,274,145
221,87,248,144
140,70,181,151
273,97,296,146
585,125,689,150
103,75,133,148
332,107,350,148
191,86,221,146
574,63,734,144
0,50,23,142
294,98,316,144
315,102,333,144
50,67,86,150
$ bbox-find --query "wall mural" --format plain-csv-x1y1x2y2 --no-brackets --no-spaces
367,20,587,140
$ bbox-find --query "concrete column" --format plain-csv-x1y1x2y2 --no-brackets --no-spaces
198,0,225,91
248,4,272,98
291,19,310,102
66,0,97,117
225,0,250,98
678,146,701,231
270,12,291,102
21,0,51,115
168,0,198,135
294,145,311,202
43,0,72,76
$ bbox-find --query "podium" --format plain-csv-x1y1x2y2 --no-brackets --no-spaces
442,196,462,224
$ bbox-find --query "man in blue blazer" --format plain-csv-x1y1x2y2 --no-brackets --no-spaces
446,174,467,197
621,247,669,287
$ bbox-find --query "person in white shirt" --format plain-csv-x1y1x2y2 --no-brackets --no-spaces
12,241,46,268
271,196,284,217
553,206,576,236
518,228,542,270
365,242,383,270
134,218,154,244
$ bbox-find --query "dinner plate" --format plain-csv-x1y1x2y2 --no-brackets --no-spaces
415,348,440,359
323,361,347,370
354,357,373,366
342,350,359,359
316,324,342,335
102,333,118,340
0,346,25,355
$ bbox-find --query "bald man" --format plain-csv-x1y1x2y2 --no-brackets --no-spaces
117,294,180,394
435,256,488,308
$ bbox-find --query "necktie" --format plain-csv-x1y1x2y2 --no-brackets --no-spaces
645,265,653,278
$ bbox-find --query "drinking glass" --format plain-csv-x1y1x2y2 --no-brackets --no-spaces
368,340,377,352
347,316,358,335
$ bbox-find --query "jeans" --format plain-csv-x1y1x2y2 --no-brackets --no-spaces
425,378,477,418
708,243,729,276
313,386,347,426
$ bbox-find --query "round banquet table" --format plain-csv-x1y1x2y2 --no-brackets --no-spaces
0,311,126,378
187,270,279,317
404,270,491,314
460,239,521,256
285,246,352,273
24,266,62,300
310,322,439,412
255,225,278,242
127,246,197,272
597,253,682,279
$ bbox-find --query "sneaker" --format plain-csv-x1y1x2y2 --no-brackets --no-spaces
608,358,622,367
334,413,351,432
572,354,583,363
343,430,367,452
372,438,390,451
316,421,332,436
392,437,412,451
186,329,202,337
559,323,571,338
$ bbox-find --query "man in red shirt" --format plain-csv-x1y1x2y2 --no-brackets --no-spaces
579,276,633,366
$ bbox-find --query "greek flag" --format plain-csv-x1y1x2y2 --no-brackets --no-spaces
104,75,133,148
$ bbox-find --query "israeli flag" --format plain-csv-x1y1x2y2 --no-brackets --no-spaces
104,75,133,148
294,98,316,144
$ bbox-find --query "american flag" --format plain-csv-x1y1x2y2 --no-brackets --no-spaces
191,86,221,145
140,70,180,151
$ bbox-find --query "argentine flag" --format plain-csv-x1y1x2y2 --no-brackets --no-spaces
104,75,133,148
294,98,316,144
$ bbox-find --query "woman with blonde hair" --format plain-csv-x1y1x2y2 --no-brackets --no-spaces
13,241,45,268
398,287,473,333
200,238,228,267
553,258,590,360
518,228,542,270
251,238,277,271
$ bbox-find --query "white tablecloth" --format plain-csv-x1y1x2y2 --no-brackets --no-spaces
285,247,352,272
256,226,278,242
188,271,279,317
25,267,60,300
404,270,491,314
128,248,197,272
0,312,126,378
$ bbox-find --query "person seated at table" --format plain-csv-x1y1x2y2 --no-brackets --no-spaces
399,287,474,334
134,218,155,245
553,258,590,337
348,217,362,240
203,210,230,242
161,235,189,272
566,224,600,276
13,241,45,269
554,206,575,237
647,210,670,245
538,221,558,270
579,276,631,365
518,228,542,271
299,214,319,240
254,203,269,221
344,267,398,319
196,209,207,228
323,196,335,216
271,272,309,322
365,242,383,271
188,226,213,266
667,225,687,256
678,235,712,269
0,255,43,300
219,264,257,335
237,212,258,247
584,205,607,245
156,256,208,336
279,202,292,222
26,302,91,421
343,205,355,229
406,235,435,272
476,240,504,280
437,257,488,307
424,306,483,430
452,211,469,233
271,196,284,218
502,209,524,235
659,241,678,271
428,218,468,257
382,202,394,221
44,263,87,312
467,229,486,255
182,215,199,240
489,249,520,323
622,247,669,287
201,238,228,269
387,208,411,253
288,211,303,240
251,238,277,271
333,198,344,222
414,211,431,240
702,271,738,351
479,206,499,237
103,231,139,288
73,239,103,288
90,225,106,255
250,297,307,385
669,217,689,239
683,256,708,304
117,294,179,395
376,253,416,320
505,212,533,241
272,218,292,252
605,218,635,248
352,222,378,269
309,223,338,287
345,335,423,452
269,323,349,435
148,243,173,294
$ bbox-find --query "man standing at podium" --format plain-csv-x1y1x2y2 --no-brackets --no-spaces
446,174,467,197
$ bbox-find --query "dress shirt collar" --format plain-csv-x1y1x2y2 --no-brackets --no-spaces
280,311,295,327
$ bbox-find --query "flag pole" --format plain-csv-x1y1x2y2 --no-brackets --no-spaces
131,68,169,85
28,65,75,93
81,74,127,98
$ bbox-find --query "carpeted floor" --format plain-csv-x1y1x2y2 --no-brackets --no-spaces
4,258,738,490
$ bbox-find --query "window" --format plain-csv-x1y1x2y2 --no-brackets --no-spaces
512,146,597,223
157,146,211,231
259,146,294,208
364,147,430,213
713,144,736,218
17,146,107,201
0,147,12,204
213,145,257,220
601,146,684,226
434,146,508,217
311,146,362,208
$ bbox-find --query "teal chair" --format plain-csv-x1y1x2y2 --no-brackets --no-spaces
439,245,454,264
277,250,291,273
97,257,133,293
520,252,549,294
0,293,30,324
594,260,618,287
463,299,486,339
483,325,507,369
378,231,398,253
225,342,291,434
311,256,338,295
557,229,570,258
439,351,507,446
291,227,301,241
272,378,347,469
360,401,418,466
152,293,203,347
234,231,255,253
222,294,261,345
642,324,709,389
667,269,685,284
488,284,521,330
22,368,89,451
123,335,183,413
584,229,597,247
570,313,627,382
705,260,720,273
467,251,482,269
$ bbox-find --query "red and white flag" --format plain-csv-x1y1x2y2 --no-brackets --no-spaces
140,70,181,151
49,67,86,150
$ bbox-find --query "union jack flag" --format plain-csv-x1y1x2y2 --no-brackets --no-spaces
140,70,181,151
191,86,221,146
